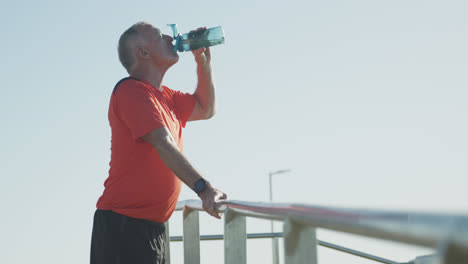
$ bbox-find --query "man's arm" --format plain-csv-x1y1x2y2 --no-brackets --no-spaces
188,32,216,121
141,127,226,218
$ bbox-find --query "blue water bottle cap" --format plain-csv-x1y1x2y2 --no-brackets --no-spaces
167,24,181,53
167,24,178,37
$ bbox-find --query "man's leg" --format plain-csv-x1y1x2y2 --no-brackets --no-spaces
90,210,166,264
90,210,121,264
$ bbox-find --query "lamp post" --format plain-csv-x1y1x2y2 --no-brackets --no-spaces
269,169,291,264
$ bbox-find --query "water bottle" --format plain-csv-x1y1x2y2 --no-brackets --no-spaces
167,24,225,53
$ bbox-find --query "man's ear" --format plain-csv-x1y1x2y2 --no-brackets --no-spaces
136,47,150,59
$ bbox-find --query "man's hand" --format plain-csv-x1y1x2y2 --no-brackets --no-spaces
191,27,211,65
198,183,227,219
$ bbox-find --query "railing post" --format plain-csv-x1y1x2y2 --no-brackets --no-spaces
283,218,318,264
224,209,247,264
164,221,171,264
438,238,468,264
183,207,200,264
273,236,280,264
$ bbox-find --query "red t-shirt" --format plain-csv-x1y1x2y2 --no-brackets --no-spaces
96,77,196,223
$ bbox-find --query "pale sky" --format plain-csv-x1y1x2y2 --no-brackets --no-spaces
1,0,467,263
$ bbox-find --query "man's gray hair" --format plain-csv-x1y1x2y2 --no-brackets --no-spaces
117,22,148,73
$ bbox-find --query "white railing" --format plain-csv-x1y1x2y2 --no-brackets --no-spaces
163,199,468,264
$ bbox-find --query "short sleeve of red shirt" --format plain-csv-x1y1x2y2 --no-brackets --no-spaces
114,82,165,140
167,88,197,128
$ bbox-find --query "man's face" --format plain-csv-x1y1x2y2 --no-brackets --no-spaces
138,24,179,67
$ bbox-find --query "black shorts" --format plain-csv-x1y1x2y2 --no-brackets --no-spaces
90,209,166,264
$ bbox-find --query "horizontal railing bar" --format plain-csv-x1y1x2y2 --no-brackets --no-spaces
248,232,283,239
169,232,401,264
175,199,468,250
170,232,284,241
318,240,401,264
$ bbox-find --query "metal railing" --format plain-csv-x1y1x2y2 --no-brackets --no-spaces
163,199,468,264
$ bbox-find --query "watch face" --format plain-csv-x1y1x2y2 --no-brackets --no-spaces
195,179,207,194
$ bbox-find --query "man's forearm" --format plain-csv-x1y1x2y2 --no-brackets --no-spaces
152,134,203,191
194,62,216,118
142,124,227,218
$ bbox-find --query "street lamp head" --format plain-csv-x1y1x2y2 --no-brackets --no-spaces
270,169,292,175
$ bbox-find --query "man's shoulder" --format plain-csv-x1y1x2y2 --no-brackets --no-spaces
113,77,148,96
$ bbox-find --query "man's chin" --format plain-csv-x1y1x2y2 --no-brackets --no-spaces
171,54,179,64
166,55,179,67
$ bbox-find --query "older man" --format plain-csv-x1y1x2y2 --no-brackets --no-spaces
90,22,227,264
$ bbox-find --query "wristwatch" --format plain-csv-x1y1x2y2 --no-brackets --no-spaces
194,178,208,195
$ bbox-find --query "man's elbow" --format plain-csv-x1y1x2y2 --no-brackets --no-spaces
141,127,175,151
204,106,216,120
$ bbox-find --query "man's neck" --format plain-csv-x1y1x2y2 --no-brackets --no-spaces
131,64,167,91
